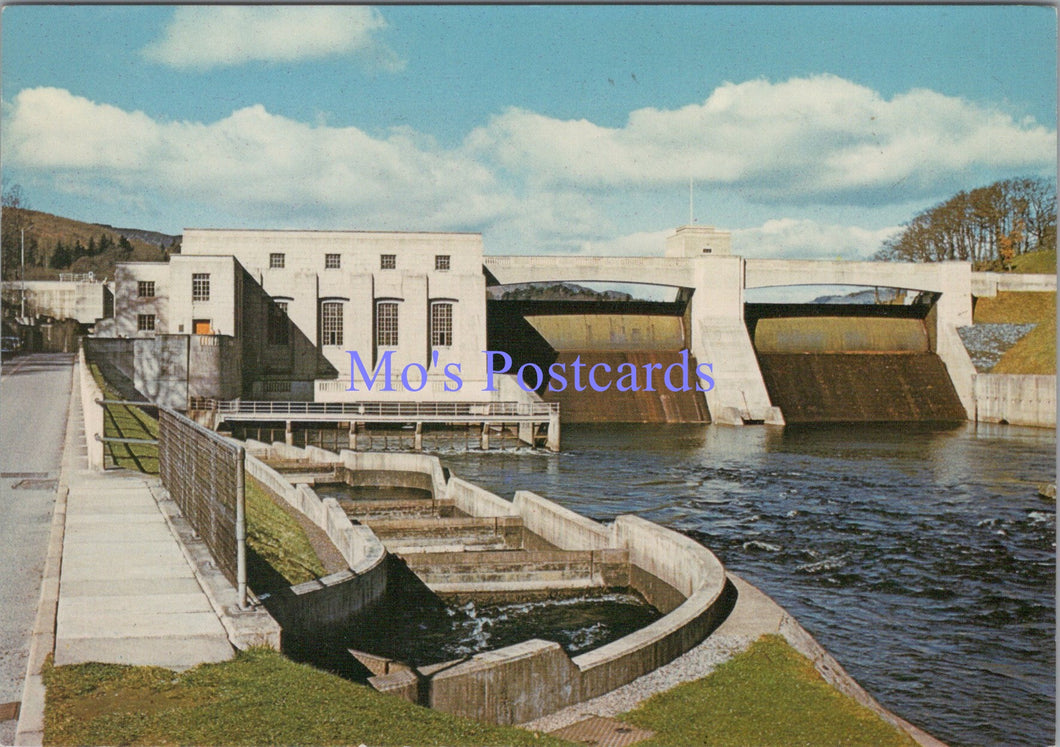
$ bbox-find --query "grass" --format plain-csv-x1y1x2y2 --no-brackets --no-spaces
89,361,327,585
620,635,916,747
972,291,1056,374
244,475,326,585
42,648,569,747
974,248,1056,274
88,363,159,473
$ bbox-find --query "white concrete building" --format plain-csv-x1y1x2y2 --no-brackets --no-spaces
109,230,490,402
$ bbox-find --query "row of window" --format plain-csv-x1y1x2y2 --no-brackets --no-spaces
139,300,454,348
317,300,452,348
268,253,451,271
138,275,212,300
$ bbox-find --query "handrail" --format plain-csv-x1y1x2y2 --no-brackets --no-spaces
202,399,558,417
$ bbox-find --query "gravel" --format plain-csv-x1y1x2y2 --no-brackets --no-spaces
957,323,1035,372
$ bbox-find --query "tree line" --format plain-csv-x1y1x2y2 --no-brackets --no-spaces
1,184,167,280
875,177,1056,266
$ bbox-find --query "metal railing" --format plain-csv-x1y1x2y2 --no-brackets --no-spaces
158,408,247,608
193,398,558,420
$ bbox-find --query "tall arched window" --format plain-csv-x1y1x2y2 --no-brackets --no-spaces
375,301,399,346
320,301,344,346
431,302,453,347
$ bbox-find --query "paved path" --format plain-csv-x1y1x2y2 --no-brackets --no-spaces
53,365,233,668
0,353,73,745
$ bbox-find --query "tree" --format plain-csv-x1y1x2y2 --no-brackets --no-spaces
1,183,31,280
876,177,1056,265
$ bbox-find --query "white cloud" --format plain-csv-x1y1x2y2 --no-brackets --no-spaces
732,218,900,260
142,6,403,71
3,87,508,230
468,75,1055,204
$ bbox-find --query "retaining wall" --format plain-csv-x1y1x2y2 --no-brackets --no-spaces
78,347,105,471
974,374,1057,428
244,449,387,633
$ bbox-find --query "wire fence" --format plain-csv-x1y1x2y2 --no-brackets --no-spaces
158,408,247,607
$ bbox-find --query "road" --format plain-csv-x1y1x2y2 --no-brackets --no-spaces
0,353,74,744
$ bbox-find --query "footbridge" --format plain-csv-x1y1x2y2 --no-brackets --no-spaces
483,255,976,424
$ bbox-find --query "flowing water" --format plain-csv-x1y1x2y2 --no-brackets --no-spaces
437,422,1055,747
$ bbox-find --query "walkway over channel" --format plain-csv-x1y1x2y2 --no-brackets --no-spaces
197,399,561,451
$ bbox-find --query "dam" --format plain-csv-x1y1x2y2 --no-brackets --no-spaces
746,303,966,423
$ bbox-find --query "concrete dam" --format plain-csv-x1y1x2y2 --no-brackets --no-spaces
488,299,710,424
747,304,966,423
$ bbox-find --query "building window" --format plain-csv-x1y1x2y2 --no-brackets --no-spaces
431,302,453,347
137,281,155,298
267,302,289,346
192,273,210,301
380,254,396,270
375,301,399,346
325,254,341,269
137,314,155,332
269,253,285,269
435,255,451,271
320,301,343,346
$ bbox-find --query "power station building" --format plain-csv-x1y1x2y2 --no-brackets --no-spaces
97,230,491,405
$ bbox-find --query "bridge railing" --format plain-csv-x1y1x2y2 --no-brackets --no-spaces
198,399,558,418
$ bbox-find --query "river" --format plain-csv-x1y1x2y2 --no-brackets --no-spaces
437,422,1055,747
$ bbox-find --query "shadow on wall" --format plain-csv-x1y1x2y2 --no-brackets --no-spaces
238,266,337,399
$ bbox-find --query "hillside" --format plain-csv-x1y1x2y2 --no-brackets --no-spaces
973,248,1056,274
2,208,179,282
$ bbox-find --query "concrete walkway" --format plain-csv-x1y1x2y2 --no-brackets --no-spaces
50,364,235,670
55,472,234,667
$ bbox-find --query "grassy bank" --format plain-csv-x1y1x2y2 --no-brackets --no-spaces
972,291,1056,374
620,635,916,747
42,648,568,747
88,363,159,473
89,361,326,584
975,248,1056,274
244,474,326,585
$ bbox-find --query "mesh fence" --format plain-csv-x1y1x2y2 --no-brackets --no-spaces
159,408,245,596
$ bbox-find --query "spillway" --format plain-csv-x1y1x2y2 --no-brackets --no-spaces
750,310,966,423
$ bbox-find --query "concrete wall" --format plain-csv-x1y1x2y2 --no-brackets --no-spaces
370,478,730,725
244,451,388,633
972,272,1057,296
78,347,105,471
974,374,1057,428
1,279,107,323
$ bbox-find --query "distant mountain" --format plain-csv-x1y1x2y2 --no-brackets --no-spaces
488,282,634,302
812,288,905,304
92,223,182,251
2,209,180,282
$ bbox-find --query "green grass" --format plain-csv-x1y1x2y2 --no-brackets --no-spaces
245,475,326,585
620,635,916,747
89,363,159,473
972,291,1056,374
42,648,569,747
974,248,1056,274
89,361,326,584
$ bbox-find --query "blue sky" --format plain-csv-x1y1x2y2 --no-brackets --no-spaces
2,4,1055,259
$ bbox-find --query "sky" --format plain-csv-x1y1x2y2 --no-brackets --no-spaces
1,4,1056,261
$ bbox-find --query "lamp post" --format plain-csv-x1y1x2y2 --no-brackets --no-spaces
20,227,25,319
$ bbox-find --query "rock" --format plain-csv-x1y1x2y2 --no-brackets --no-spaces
1037,483,1056,500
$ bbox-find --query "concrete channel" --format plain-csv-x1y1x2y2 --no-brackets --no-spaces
241,441,734,725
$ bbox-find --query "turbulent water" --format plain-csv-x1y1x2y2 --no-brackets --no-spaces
438,422,1056,747
345,590,662,668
